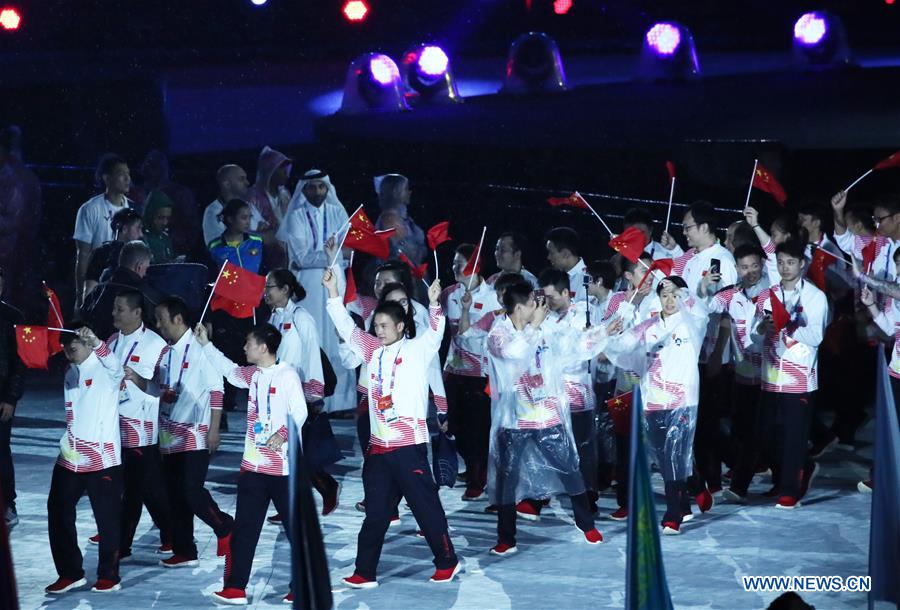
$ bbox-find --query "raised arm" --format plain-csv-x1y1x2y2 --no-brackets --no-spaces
195,323,256,389
323,268,380,361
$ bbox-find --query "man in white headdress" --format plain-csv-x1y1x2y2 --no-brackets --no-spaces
277,169,354,414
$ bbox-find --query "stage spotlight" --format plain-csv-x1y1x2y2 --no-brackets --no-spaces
638,22,700,82
400,44,460,105
342,0,369,23
500,32,567,95
250,0,268,6
553,0,573,15
339,53,408,114
792,11,851,68
0,7,21,30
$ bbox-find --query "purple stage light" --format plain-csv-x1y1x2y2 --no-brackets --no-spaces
369,55,400,86
646,23,682,56
417,46,449,77
794,12,828,46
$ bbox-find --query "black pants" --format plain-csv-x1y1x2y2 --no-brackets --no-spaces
227,471,291,590
355,444,456,580
729,384,762,496
593,380,617,490
120,444,172,554
445,374,491,491
0,418,14,511
494,426,593,545
163,450,233,559
689,366,730,494
47,464,123,582
759,391,815,499
614,430,630,508
571,410,598,492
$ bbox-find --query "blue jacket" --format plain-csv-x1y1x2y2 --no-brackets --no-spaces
208,233,264,274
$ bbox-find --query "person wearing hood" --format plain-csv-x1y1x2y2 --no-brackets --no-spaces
246,146,292,270
142,190,176,264
374,174,427,266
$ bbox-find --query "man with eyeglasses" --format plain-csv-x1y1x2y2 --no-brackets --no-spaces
870,196,900,282
0,266,25,530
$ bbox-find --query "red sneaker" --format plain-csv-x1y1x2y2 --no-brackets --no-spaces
490,542,518,556
159,554,199,568
322,482,341,516
608,507,628,521
582,528,603,544
695,489,714,513
91,579,121,592
515,501,540,521
45,577,87,594
429,562,462,583
343,573,378,589
217,533,232,557
461,488,484,502
282,591,293,604
681,510,694,522
88,534,100,545
157,542,173,554
212,587,248,605
775,496,799,510
267,513,283,524
662,521,681,535
389,515,401,527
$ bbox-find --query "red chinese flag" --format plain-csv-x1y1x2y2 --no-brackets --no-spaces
426,221,452,250
874,150,900,171
399,253,428,280
665,160,676,181
769,289,791,334
44,283,64,356
348,207,376,232
209,261,266,319
861,239,877,274
15,325,49,370
636,257,674,290
343,226,395,259
547,192,591,211
609,226,650,264
343,266,358,306
606,391,633,436
462,233,485,277
807,247,838,291
752,163,788,206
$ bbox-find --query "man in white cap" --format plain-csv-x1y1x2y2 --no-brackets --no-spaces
277,169,354,414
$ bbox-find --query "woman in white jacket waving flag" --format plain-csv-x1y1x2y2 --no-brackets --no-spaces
605,276,709,536
323,268,460,588
485,279,609,556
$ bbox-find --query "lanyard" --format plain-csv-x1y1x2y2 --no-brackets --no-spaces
165,342,191,388
778,280,805,317
304,206,327,250
377,340,405,397
254,372,273,424
113,327,143,366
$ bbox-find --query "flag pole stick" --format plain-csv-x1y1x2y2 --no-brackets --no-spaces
329,225,352,268
332,204,363,236
844,169,873,193
579,193,615,237
433,250,440,281
43,282,64,326
743,159,759,210
663,177,675,235
200,261,227,323
46,327,77,334
467,226,487,292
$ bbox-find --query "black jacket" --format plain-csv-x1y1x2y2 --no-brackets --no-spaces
0,302,25,406
82,267,164,340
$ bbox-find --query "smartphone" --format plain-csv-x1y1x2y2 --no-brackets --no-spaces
709,258,721,275
534,289,546,305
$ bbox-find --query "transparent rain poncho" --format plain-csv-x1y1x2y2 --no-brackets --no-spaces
485,315,609,505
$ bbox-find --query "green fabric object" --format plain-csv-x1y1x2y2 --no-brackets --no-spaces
142,190,175,263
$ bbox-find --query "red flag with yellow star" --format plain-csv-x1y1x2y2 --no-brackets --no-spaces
609,226,650,264
752,163,788,205
808,247,839,291
44,283,64,355
874,150,900,171
607,391,633,435
343,226,395,259
15,325,49,369
547,192,591,211
210,261,265,319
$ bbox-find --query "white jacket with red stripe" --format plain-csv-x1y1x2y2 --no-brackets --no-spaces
327,297,445,450
753,280,827,393
58,342,124,473
202,343,308,476
269,299,325,403
541,303,595,413
107,325,167,448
